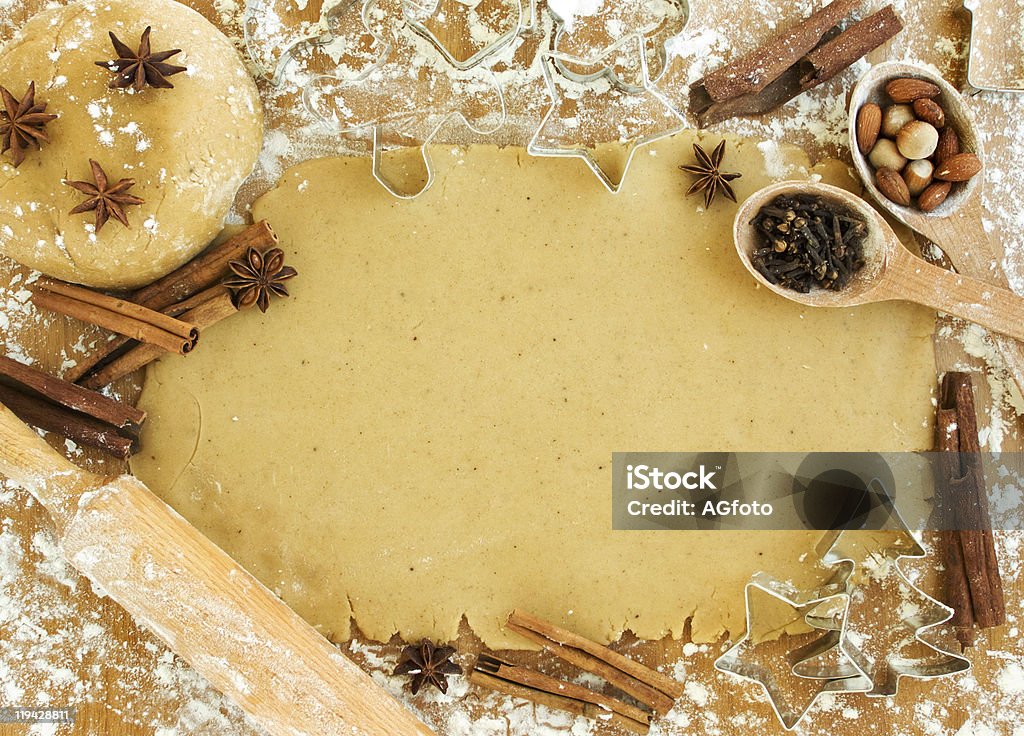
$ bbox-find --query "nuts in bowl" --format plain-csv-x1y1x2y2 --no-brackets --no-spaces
854,76,981,214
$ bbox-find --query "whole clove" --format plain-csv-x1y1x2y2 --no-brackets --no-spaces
750,194,867,293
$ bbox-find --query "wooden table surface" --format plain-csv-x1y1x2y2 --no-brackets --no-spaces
1,0,1022,734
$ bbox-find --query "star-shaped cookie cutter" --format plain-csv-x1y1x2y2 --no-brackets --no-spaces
715,571,872,730
527,52,684,193
800,479,971,695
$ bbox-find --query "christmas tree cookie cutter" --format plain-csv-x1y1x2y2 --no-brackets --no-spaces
799,480,971,695
715,570,872,730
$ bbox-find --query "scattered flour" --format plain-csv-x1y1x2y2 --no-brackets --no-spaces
0,0,1022,735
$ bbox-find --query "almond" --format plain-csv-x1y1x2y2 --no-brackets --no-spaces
934,127,960,163
856,103,882,155
918,181,952,212
912,98,945,128
934,152,982,182
876,167,911,206
886,77,940,103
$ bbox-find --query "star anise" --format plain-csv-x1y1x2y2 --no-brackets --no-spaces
95,27,187,91
679,140,742,209
393,639,462,695
64,159,145,231
0,82,58,168
224,247,298,313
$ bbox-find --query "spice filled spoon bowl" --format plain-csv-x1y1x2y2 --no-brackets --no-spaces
848,61,983,226
734,181,1024,343
848,61,1024,398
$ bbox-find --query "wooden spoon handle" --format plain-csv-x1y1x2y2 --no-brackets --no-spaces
914,198,1024,396
889,249,1024,343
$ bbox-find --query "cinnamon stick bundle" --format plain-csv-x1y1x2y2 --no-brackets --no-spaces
32,281,198,356
475,654,651,730
470,668,650,734
505,610,682,716
81,287,238,390
65,221,277,382
0,383,137,459
0,355,143,458
692,4,902,127
693,0,860,105
935,372,1006,649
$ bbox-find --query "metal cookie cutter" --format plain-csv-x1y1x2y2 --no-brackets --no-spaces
800,480,971,696
299,0,508,198
715,571,871,731
402,0,526,71
528,53,685,193
549,0,689,93
963,0,1024,93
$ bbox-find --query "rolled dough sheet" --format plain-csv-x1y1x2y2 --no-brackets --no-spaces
131,132,936,648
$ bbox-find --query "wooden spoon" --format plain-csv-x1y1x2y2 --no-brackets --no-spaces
847,61,1024,395
734,181,1024,343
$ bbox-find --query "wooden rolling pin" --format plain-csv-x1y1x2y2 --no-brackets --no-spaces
0,401,436,736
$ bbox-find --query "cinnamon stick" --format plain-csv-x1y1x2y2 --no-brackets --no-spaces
800,6,903,85
936,372,1006,649
506,610,680,714
38,278,199,339
132,221,277,311
81,288,238,390
695,5,902,127
0,383,136,459
0,354,145,431
475,655,652,726
65,221,277,382
32,286,198,356
469,671,650,735
691,0,860,107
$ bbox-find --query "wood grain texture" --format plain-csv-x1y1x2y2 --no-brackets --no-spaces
0,0,1021,735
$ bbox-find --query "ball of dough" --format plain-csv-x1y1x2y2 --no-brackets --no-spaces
0,0,263,289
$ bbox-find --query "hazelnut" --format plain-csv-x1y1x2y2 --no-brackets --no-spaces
868,139,908,171
903,159,934,196
882,104,915,138
897,120,939,160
